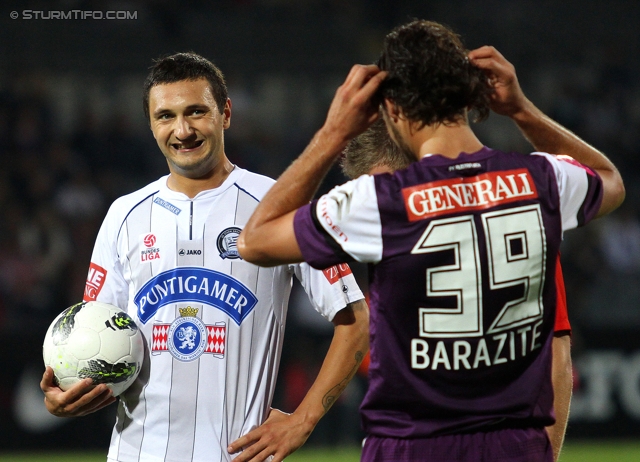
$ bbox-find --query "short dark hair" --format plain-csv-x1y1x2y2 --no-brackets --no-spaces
341,118,410,179
142,52,228,121
377,20,492,127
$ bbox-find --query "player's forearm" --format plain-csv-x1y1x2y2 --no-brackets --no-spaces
291,299,369,430
238,128,345,263
512,100,625,216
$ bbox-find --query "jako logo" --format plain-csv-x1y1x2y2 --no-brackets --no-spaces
144,234,157,247
179,249,202,256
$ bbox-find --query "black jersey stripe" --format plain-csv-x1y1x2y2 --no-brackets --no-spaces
116,190,160,252
233,183,259,203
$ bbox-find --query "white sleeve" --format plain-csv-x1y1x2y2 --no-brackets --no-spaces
83,205,129,310
532,152,601,231
291,262,364,322
314,175,384,263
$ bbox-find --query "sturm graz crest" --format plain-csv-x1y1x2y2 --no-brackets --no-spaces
51,302,86,345
168,316,208,362
78,359,139,384
217,227,242,260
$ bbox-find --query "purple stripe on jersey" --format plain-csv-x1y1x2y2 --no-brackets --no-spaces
362,428,552,462
579,172,604,226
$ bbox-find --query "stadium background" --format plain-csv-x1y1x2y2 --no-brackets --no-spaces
1,0,639,457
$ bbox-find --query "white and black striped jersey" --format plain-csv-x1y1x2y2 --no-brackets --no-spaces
83,166,363,462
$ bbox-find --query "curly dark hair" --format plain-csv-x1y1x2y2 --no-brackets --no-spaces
142,52,228,121
377,20,492,127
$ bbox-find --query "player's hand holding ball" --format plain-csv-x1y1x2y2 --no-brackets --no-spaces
41,301,144,416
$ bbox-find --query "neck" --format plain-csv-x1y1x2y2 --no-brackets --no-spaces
398,120,483,160
167,157,235,198
411,121,484,160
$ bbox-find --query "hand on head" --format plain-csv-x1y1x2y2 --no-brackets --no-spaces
468,46,530,118
322,65,387,144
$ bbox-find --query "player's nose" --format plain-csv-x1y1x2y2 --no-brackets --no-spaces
173,116,195,140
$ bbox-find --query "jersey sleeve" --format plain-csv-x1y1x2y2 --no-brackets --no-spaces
293,175,383,270
82,204,129,310
292,262,364,322
533,152,603,231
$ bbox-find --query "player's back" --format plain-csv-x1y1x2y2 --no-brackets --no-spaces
360,147,595,437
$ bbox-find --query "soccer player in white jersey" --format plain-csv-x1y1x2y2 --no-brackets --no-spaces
238,20,625,462
40,52,369,462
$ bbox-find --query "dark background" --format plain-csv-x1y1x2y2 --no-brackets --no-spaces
1,0,639,452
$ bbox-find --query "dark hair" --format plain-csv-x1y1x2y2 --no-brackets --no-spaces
341,118,410,179
377,20,492,126
142,52,228,121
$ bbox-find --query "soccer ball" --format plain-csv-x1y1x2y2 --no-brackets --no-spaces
43,301,144,397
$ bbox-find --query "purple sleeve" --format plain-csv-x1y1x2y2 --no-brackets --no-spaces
293,202,348,270
578,171,603,226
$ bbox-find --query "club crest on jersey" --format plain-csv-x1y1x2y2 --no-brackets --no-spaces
217,227,242,260
140,233,161,262
134,267,258,325
151,306,226,361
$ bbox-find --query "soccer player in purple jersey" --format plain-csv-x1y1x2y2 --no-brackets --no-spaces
237,20,624,462
342,119,573,461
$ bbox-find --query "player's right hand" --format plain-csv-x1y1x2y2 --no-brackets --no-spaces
321,64,387,145
40,366,116,417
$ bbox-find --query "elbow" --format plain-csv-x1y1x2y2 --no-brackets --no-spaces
237,230,280,267
612,174,626,210
596,170,626,218
237,231,261,265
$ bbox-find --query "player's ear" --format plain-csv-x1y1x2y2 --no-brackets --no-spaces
222,98,231,129
383,98,400,123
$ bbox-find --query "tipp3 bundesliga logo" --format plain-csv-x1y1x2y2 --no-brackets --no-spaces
134,267,258,325
151,307,226,362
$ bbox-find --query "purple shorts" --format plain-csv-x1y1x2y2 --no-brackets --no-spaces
361,427,552,462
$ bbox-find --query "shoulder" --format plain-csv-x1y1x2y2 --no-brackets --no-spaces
103,177,165,226
229,167,276,202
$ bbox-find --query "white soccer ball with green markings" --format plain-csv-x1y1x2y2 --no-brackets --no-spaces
43,301,144,397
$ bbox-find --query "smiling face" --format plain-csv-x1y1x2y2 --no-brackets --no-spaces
148,78,231,180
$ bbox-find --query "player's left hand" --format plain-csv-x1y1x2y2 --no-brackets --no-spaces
468,46,530,118
227,408,314,462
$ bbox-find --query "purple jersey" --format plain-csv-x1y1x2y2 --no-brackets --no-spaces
293,147,602,438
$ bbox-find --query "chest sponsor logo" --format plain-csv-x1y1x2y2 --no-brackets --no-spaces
322,263,353,284
141,233,161,262
151,307,226,361
83,263,107,302
134,267,258,325
153,196,182,215
217,227,242,260
402,169,538,221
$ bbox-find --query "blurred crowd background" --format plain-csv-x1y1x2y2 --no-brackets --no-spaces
1,0,639,451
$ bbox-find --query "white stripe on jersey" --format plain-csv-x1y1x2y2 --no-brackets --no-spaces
531,152,592,232
314,176,383,264
88,167,362,462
